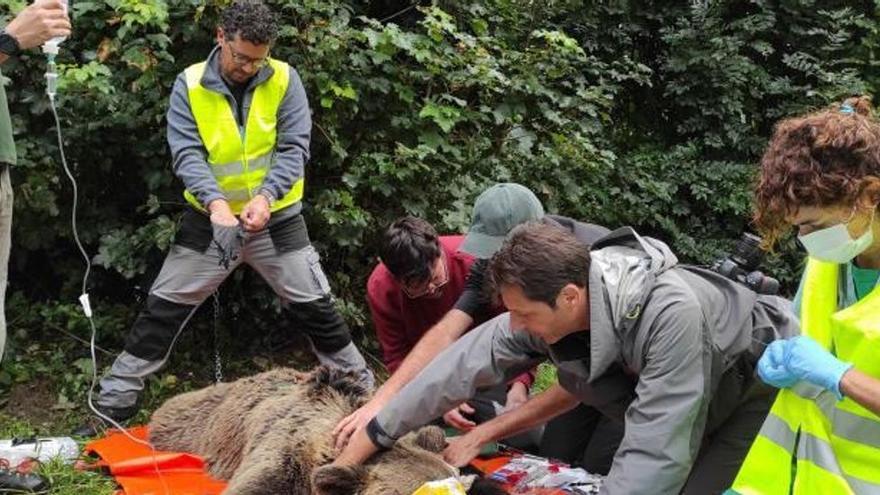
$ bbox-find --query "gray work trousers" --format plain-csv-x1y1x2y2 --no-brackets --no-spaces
96,209,373,410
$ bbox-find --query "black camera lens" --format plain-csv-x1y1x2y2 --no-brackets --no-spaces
730,233,764,270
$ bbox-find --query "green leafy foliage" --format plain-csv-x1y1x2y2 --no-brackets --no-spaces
1,0,878,414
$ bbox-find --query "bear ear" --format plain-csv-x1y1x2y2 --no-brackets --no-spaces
413,425,447,453
311,464,367,495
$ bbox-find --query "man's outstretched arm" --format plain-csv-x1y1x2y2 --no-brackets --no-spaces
332,308,473,449
443,384,579,466
334,313,547,464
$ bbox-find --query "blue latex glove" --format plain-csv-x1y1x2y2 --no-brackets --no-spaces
759,336,853,399
757,339,799,389
785,336,853,400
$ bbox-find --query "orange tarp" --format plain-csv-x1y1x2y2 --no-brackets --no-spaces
83,426,227,495
84,427,568,495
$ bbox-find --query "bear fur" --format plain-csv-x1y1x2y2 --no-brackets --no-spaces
148,366,496,495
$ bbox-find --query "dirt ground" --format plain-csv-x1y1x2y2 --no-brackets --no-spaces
1,376,69,431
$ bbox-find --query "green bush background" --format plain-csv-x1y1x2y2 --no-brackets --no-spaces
1,0,877,404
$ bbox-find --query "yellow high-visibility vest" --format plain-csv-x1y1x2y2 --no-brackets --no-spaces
731,258,880,494
182,58,304,215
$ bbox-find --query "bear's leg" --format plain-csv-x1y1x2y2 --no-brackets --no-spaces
223,443,309,495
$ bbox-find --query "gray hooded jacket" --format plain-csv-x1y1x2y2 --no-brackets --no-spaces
166,45,311,212
369,227,798,494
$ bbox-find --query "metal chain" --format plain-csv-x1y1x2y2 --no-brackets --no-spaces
212,290,223,383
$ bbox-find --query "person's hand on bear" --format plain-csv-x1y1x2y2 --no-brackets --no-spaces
443,430,485,467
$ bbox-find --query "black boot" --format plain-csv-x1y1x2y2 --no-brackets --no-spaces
71,404,138,438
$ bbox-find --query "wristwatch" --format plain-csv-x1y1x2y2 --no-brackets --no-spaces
0,30,20,57
257,189,276,207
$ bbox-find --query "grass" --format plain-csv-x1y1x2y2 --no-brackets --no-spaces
0,413,117,495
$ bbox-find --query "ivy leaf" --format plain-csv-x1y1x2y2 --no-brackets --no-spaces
418,102,462,132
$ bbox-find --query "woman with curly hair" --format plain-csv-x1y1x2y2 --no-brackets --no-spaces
730,96,880,494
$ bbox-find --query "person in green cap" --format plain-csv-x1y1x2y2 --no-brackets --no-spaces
0,0,71,362
334,182,622,474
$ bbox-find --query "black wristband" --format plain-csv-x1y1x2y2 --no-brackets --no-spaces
365,417,395,450
0,31,20,57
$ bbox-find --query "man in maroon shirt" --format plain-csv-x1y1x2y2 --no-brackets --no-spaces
367,218,472,372
366,216,533,430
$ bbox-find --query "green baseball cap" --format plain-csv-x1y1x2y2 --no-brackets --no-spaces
459,183,545,259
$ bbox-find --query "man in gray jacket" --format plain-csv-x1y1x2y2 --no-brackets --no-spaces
335,183,624,475
75,0,372,436
335,222,799,494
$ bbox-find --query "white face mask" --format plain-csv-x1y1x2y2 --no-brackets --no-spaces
798,208,876,264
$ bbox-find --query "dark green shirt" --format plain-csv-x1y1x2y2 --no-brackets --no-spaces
0,67,16,165
852,263,880,300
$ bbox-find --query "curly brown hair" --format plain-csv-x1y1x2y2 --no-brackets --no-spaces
221,0,278,45
754,95,880,247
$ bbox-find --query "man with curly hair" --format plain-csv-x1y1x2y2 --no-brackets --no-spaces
75,0,373,436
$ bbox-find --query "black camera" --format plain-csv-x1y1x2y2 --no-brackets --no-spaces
711,233,780,295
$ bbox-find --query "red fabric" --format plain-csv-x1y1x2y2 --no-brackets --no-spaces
367,235,533,388
511,368,535,389
469,455,567,494
83,426,227,495
368,236,475,373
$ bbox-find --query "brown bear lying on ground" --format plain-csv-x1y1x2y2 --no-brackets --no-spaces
148,366,503,494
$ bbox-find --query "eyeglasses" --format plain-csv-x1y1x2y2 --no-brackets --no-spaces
401,254,449,299
224,41,269,69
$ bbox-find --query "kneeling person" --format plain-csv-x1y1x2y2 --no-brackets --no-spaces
338,223,799,495
368,216,534,436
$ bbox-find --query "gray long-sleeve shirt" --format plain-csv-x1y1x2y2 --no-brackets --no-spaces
167,45,311,210
369,227,801,494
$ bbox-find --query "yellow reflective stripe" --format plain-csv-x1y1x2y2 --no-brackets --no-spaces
759,413,798,451
224,189,252,202
790,385,880,450
211,154,271,179
246,153,271,171
211,161,244,177
794,423,880,492
791,381,829,401
833,407,880,449
798,432,845,479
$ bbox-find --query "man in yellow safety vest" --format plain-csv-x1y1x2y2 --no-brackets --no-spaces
75,0,373,436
